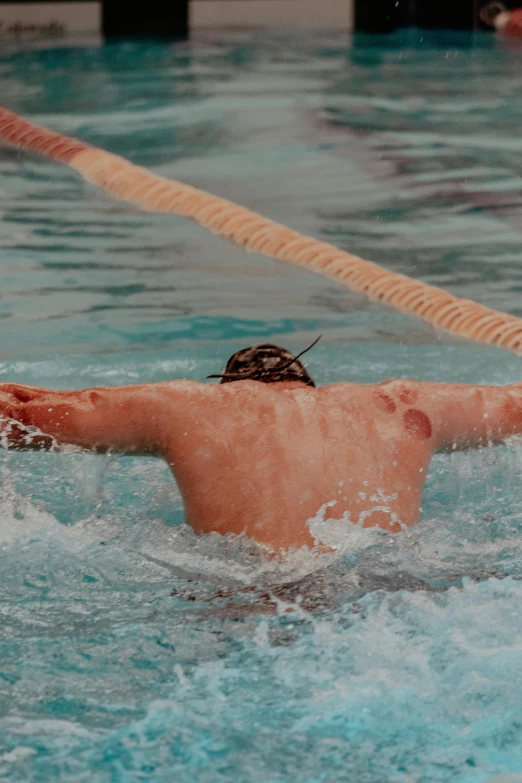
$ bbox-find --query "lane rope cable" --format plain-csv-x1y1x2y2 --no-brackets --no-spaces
1,105,522,352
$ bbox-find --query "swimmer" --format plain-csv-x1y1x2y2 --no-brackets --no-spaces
0,341,521,551
480,2,522,35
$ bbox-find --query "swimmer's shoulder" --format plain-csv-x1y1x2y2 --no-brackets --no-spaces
149,379,280,406
142,379,221,405
317,378,428,409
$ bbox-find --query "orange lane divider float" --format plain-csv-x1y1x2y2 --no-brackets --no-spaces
2,104,522,352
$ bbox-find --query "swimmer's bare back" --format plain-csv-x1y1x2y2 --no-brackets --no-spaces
0,377,521,550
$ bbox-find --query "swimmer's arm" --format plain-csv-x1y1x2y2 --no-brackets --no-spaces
0,382,181,455
415,381,522,452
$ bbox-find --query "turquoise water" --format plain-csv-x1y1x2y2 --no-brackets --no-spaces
3,29,522,782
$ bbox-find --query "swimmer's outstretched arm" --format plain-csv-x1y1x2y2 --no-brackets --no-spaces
0,381,197,455
394,380,522,451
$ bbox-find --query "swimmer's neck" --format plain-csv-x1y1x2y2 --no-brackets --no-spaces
261,380,316,391
223,380,314,391
273,381,314,390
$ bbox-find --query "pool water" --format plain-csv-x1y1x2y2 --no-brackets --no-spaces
2,29,522,783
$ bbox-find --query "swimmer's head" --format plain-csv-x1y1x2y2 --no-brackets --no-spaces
207,337,320,387
480,1,507,26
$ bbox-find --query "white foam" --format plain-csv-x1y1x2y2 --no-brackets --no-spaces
307,498,399,552
0,747,36,764
137,521,332,587
0,468,61,543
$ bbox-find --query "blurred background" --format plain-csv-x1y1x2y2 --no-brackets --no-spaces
0,0,520,41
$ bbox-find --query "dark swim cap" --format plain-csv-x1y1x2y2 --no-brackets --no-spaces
207,340,318,387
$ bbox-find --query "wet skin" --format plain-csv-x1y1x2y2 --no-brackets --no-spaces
0,377,521,550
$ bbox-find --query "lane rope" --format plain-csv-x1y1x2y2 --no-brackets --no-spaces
1,105,522,352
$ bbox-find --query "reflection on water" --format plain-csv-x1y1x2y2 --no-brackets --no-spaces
2,29,522,783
